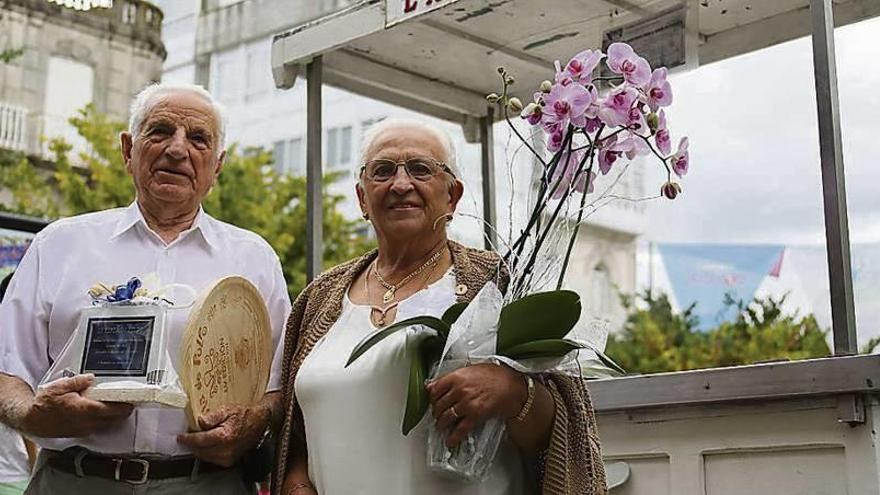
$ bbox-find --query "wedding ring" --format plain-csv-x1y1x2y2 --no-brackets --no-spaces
450,406,460,419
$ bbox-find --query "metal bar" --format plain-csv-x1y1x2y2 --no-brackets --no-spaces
0,212,48,234
479,107,496,250
306,57,323,282
810,0,857,354
589,355,880,412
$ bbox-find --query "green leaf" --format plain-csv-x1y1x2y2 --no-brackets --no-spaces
346,316,449,367
441,302,469,326
497,290,581,353
402,332,444,435
501,338,586,360
591,346,626,375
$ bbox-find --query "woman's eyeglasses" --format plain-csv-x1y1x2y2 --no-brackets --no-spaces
360,157,454,183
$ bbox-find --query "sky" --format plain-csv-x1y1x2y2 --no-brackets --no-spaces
643,16,880,246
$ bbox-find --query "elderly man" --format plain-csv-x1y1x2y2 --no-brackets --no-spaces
0,83,291,494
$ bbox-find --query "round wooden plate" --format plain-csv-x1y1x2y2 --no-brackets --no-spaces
180,276,272,430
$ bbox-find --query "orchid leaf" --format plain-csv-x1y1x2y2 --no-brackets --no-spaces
589,345,626,375
501,338,586,360
402,332,444,435
497,290,581,353
346,316,449,367
441,302,468,326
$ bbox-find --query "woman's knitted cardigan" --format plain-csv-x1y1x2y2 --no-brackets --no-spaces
272,241,607,495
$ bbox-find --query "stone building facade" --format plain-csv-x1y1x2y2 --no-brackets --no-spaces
0,0,165,157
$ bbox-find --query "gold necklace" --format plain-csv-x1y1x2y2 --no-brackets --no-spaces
373,246,447,304
366,261,437,327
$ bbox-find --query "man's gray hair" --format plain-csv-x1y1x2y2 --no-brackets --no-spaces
128,83,228,153
359,118,460,179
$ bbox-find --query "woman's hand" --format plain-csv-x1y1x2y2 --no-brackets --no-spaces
426,363,528,447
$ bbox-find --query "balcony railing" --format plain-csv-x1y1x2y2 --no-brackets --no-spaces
0,102,27,153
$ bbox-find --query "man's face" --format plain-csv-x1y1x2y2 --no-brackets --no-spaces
121,92,225,212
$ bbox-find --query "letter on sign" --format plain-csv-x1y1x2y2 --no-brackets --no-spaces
386,0,460,27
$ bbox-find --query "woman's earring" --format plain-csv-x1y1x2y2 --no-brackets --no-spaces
445,213,453,224
362,211,370,221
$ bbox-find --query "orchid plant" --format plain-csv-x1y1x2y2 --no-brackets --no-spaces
497,42,689,299
347,42,688,480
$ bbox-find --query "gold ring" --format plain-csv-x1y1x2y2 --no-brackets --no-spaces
450,406,460,419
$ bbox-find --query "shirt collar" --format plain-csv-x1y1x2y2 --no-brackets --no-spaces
111,201,221,251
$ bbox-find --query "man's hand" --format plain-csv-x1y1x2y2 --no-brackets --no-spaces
177,403,269,467
21,374,133,437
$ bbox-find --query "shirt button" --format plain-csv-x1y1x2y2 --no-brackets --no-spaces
455,284,468,295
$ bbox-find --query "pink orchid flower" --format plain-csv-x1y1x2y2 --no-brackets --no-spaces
671,137,689,176
614,131,650,160
547,127,566,153
550,148,590,198
563,49,605,83
655,110,671,155
607,43,652,87
597,86,638,128
645,68,673,111
544,81,593,129
598,135,622,174
627,106,649,136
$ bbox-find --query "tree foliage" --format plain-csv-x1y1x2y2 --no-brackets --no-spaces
605,290,831,374
0,104,373,296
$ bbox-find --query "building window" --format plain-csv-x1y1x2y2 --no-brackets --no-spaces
244,45,271,103
122,2,137,24
591,263,612,318
326,126,352,170
273,138,304,176
42,56,94,159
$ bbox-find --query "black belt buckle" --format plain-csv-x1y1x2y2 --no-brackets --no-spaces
114,458,150,485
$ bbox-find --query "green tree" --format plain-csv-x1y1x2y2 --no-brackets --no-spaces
0,48,25,64
0,104,373,296
606,290,831,375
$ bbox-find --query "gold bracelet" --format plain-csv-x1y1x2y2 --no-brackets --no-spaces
287,482,315,494
514,374,535,422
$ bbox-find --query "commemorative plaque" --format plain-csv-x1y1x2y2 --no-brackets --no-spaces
44,304,188,407
179,276,272,430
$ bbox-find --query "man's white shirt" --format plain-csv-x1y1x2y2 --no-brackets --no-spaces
0,202,291,455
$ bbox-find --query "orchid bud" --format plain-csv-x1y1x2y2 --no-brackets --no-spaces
497,66,505,75
507,97,523,113
661,181,682,200
486,93,501,103
521,102,540,119
647,112,659,133
540,80,553,93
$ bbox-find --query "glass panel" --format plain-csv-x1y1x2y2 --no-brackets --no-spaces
602,33,833,374
836,16,880,352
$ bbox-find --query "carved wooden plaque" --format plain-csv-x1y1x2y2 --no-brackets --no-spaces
180,276,272,430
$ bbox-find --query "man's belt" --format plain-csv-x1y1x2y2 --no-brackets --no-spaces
45,448,227,485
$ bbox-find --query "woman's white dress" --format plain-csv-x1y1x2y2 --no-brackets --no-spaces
295,271,526,495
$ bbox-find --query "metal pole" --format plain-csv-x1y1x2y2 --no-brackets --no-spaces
810,0,857,354
479,107,496,250
306,57,323,282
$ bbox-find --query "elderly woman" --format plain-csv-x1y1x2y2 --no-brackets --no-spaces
274,120,606,495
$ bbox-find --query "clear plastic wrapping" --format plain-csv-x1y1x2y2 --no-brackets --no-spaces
38,299,187,408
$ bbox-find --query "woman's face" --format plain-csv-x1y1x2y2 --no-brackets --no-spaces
357,126,463,242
